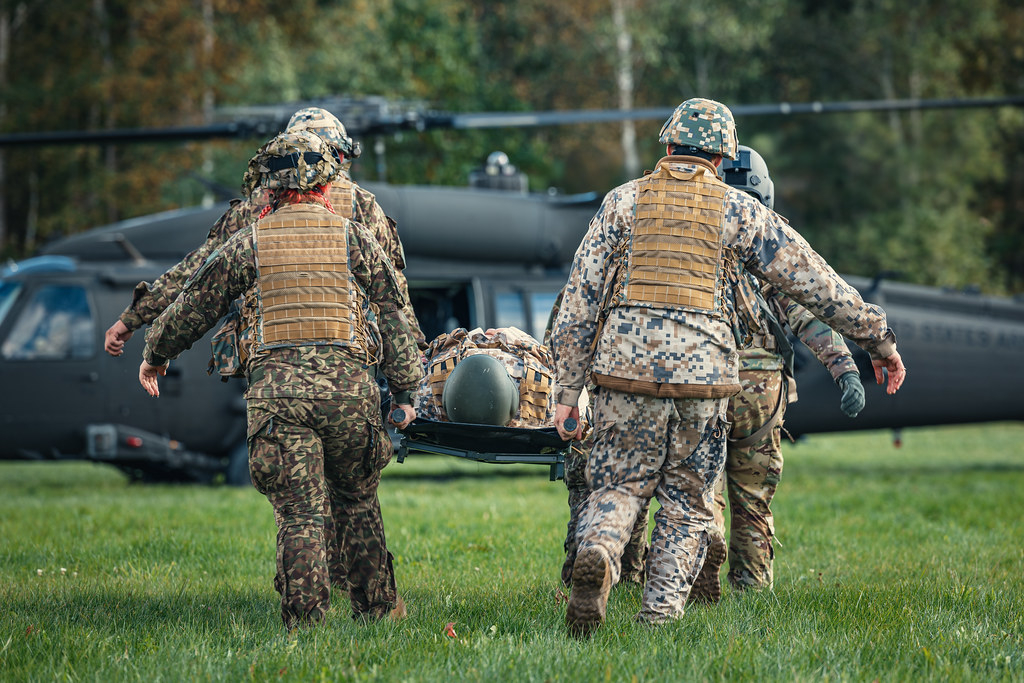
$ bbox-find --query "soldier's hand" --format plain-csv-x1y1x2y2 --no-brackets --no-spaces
390,403,416,430
837,371,866,417
555,403,582,441
105,320,134,356
139,361,168,398
872,351,906,395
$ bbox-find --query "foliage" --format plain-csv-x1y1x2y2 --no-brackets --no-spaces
1,423,1022,680
1,0,1023,292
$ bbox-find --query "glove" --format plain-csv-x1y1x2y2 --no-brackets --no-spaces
837,371,866,418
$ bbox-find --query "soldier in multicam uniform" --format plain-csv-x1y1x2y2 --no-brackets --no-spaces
138,130,424,629
550,97,906,636
104,107,424,356
689,146,867,604
284,107,425,349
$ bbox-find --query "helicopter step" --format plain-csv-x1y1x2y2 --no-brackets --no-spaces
85,423,229,484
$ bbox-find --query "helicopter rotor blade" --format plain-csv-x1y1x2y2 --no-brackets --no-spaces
1,95,1021,148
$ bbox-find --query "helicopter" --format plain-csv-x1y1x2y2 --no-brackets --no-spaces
1,96,1022,484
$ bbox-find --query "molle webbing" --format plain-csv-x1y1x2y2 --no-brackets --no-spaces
625,165,727,311
329,180,355,220
255,206,358,347
518,363,553,423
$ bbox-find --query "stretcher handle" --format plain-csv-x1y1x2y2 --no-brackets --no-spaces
390,408,407,425
563,417,578,434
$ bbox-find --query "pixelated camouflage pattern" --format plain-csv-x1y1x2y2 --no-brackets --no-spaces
416,327,555,428
119,191,269,331
143,200,423,400
242,130,339,195
561,437,650,586
248,384,397,626
658,98,739,160
571,387,728,623
550,156,893,409
287,106,361,159
713,368,785,590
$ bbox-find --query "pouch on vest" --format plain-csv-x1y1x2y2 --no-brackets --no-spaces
207,299,247,381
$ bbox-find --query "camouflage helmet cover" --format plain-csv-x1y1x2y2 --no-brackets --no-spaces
242,129,339,195
659,97,739,160
286,107,362,159
720,144,774,209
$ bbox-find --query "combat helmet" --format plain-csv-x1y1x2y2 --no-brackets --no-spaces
720,145,774,209
242,129,339,196
442,354,519,426
659,97,739,160
286,107,362,160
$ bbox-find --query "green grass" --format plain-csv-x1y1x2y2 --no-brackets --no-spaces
1,423,1022,681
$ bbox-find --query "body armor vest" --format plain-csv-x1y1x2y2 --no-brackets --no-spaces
329,178,355,220
252,203,365,353
617,160,728,314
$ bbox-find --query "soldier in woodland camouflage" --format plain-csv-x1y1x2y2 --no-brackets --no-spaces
139,130,423,629
690,146,867,602
550,98,906,636
285,107,426,349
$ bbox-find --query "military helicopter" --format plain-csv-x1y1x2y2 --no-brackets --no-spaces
1,95,1022,484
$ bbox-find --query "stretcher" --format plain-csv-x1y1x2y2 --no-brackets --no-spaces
393,412,575,481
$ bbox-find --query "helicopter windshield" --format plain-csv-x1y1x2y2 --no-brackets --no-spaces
1,284,95,360
0,281,21,329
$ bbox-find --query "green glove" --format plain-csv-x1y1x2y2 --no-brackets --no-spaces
837,371,865,418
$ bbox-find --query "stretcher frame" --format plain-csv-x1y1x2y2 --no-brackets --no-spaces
395,418,568,481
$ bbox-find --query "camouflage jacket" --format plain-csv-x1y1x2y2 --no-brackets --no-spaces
143,202,423,402
119,190,271,331
741,284,858,381
550,156,895,406
332,180,425,348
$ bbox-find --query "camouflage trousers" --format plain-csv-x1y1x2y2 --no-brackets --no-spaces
247,386,397,628
711,368,785,591
576,387,728,623
562,439,649,586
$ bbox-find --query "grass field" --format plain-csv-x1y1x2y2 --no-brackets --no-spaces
1,423,1022,681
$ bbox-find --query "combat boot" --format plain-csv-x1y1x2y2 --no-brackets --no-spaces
565,546,612,638
689,533,727,605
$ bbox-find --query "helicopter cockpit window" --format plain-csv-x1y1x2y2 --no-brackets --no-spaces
494,291,527,331
0,281,22,329
529,291,559,340
1,285,95,360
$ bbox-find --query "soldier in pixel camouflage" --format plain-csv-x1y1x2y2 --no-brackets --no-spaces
689,145,867,604
139,130,423,629
550,97,906,636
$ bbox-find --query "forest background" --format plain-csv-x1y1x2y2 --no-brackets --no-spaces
2,0,1023,294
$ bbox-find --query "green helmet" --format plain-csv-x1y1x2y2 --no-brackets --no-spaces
659,97,739,160
442,354,518,426
242,129,339,195
286,107,362,160
720,145,774,209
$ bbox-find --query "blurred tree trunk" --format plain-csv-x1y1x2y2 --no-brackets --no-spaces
611,0,640,178
0,9,8,254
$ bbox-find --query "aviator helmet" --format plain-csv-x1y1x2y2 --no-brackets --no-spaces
720,145,774,209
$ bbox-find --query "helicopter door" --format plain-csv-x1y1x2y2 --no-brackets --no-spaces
0,282,102,458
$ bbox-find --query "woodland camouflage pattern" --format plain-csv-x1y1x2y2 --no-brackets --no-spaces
143,200,422,627
551,154,894,624
118,189,270,331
